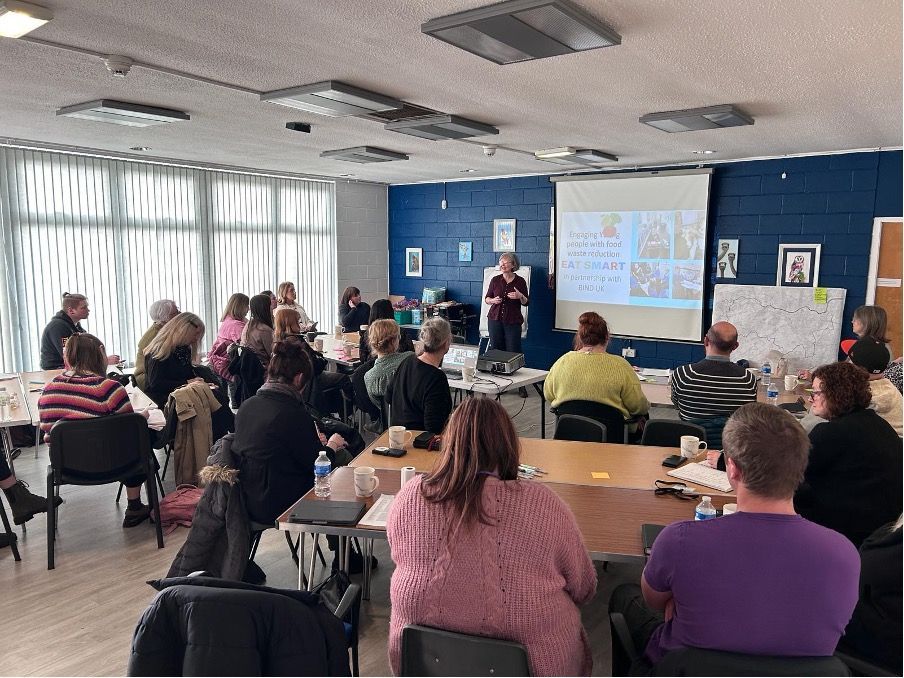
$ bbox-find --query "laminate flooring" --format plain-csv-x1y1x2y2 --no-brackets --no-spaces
0,392,677,676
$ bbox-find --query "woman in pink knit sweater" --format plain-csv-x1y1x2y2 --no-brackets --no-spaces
386,398,597,676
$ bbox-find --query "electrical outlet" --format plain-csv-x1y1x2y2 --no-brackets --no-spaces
622,347,636,358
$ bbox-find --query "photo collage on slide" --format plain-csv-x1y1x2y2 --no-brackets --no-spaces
630,210,705,301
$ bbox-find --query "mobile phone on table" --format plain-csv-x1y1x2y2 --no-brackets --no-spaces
374,446,407,458
662,454,686,468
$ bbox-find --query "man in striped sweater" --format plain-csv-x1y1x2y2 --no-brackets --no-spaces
670,322,757,448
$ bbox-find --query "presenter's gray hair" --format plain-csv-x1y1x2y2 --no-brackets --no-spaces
420,317,452,353
499,252,520,271
148,299,178,324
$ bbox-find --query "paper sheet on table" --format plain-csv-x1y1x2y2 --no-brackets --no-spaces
358,494,395,528
591,472,610,479
641,368,671,377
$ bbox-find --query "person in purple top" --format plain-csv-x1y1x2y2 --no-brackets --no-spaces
609,402,860,673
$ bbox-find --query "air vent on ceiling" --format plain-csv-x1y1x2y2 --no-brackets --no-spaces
56,100,190,127
261,81,404,117
319,146,409,163
535,147,617,165
640,105,754,133
359,102,441,123
385,114,499,140
422,0,621,65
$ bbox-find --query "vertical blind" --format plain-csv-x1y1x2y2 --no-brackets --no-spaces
0,146,337,372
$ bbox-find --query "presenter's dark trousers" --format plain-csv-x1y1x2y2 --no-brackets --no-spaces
488,319,522,354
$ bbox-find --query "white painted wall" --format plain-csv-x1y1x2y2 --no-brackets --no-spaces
335,181,389,306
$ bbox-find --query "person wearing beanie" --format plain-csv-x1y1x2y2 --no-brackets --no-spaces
849,338,903,436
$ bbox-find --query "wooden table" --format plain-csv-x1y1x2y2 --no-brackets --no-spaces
353,431,732,495
640,375,811,409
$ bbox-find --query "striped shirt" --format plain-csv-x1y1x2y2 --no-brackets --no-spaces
38,372,133,438
670,357,757,420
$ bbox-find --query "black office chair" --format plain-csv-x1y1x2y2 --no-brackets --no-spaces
640,420,707,447
400,624,531,677
247,519,326,588
116,397,175,502
834,651,898,677
552,400,634,444
47,413,164,570
609,612,849,677
553,414,607,442
0,493,21,562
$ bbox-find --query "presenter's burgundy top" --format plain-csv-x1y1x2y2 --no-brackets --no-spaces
485,273,528,326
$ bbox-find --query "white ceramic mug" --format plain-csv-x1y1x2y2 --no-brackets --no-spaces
784,374,799,391
353,466,380,497
680,435,708,459
388,426,413,449
401,466,416,485
722,503,737,516
461,365,476,383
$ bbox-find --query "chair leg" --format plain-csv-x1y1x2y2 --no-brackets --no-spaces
285,531,300,566
145,463,164,549
0,494,21,562
46,471,55,570
115,482,123,503
249,531,263,560
160,444,172,481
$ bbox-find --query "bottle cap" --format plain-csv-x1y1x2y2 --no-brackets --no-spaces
702,495,711,502
360,325,368,331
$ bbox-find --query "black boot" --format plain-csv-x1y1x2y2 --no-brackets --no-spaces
3,480,59,525
0,531,17,549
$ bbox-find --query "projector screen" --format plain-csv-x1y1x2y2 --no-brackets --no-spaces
553,170,712,341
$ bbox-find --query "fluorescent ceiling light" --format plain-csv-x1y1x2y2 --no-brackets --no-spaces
56,100,190,127
385,114,499,140
535,146,576,158
422,0,620,65
0,0,52,38
640,105,754,133
261,81,404,117
320,146,409,163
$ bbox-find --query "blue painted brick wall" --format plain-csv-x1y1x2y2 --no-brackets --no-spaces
389,151,902,370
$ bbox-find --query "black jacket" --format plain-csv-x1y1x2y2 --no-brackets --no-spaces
39,311,83,369
338,302,370,331
385,354,452,434
228,345,266,407
127,576,350,676
795,408,903,547
145,346,196,408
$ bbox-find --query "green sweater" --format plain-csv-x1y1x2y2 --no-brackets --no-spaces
365,351,414,405
544,351,649,418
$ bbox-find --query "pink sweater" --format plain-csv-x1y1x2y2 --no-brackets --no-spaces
386,475,597,676
208,317,247,379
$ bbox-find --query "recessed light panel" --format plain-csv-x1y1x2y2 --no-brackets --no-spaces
56,100,190,127
320,147,409,163
385,114,499,140
261,81,404,117
640,105,754,133
0,0,52,38
422,0,620,65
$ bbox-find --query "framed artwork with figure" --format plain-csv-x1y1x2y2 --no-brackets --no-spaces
405,247,423,277
777,244,820,287
493,219,516,252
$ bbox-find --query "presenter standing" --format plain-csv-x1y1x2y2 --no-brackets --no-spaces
485,252,529,397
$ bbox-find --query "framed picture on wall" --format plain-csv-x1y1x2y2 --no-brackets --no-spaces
405,247,423,277
493,218,516,252
458,241,472,262
777,243,821,287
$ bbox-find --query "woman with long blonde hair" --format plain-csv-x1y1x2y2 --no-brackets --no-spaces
209,293,249,381
144,312,206,407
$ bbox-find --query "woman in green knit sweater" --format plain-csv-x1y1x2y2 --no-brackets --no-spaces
544,312,649,419
365,319,413,406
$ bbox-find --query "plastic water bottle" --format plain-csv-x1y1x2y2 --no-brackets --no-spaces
0,387,8,421
314,450,332,498
694,496,717,521
761,360,772,388
766,382,780,405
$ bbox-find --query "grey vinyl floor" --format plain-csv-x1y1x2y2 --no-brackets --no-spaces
0,391,678,676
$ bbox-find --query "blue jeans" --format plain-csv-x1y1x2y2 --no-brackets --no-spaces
488,319,522,353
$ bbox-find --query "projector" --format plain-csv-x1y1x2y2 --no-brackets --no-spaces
477,349,524,375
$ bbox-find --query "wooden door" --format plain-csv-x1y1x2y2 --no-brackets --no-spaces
869,219,902,359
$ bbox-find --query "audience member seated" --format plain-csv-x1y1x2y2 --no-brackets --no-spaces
359,299,415,364
801,304,895,381
38,333,153,527
385,317,453,434
39,292,121,370
240,294,275,367
231,339,346,524
387,398,597,676
274,281,314,332
837,515,902,674
208,293,249,384
669,321,757,447
884,357,902,393
847,337,903,436
134,299,179,390
364,319,413,407
795,361,902,547
544,312,649,423
338,285,371,331
144,312,234,440
1,456,57,526
609,402,860,673
260,289,277,311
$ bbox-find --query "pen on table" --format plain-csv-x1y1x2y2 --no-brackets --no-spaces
519,463,547,474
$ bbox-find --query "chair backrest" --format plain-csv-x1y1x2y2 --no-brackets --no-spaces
49,412,150,477
834,651,898,677
687,416,729,450
652,647,850,676
640,419,707,447
400,625,530,677
554,400,627,443
554,414,607,442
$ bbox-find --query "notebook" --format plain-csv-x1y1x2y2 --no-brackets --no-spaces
442,343,480,376
287,500,367,525
666,461,733,493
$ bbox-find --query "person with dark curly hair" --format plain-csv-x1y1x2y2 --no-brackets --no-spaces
794,361,902,547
